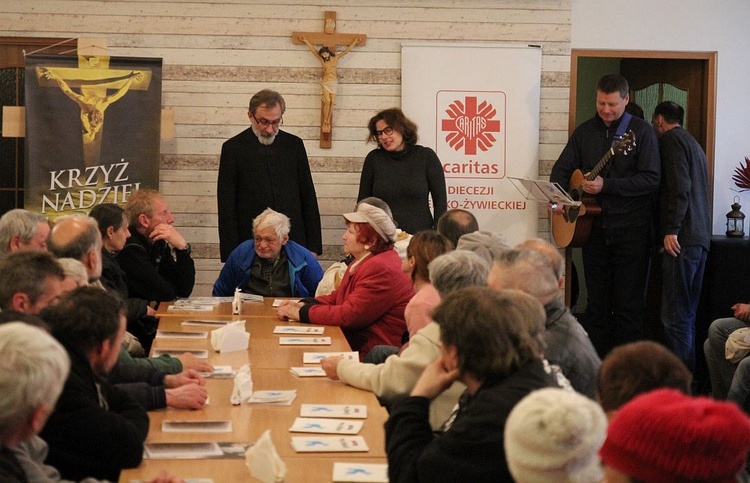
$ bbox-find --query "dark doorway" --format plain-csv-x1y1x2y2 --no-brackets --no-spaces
0,37,76,215
565,49,717,390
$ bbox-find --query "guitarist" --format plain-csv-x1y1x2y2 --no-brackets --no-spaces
550,74,660,358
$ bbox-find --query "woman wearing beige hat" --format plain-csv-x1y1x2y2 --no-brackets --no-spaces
276,202,414,359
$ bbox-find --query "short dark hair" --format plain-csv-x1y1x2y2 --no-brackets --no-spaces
89,203,127,239
43,286,125,355
249,89,286,115
0,251,64,311
436,209,479,248
597,340,692,412
596,74,629,99
406,230,452,284
653,101,684,126
367,108,418,146
433,287,545,379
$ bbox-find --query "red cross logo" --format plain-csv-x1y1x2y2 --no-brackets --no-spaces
441,96,501,155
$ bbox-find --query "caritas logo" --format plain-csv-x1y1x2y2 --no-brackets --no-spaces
441,96,501,155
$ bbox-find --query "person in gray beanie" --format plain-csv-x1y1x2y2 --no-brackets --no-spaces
455,230,509,264
504,387,607,483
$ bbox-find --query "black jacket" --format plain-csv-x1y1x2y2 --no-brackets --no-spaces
217,128,322,261
385,358,554,482
39,341,149,482
550,114,661,229
117,230,195,302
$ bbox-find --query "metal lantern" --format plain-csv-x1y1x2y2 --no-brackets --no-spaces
726,196,746,237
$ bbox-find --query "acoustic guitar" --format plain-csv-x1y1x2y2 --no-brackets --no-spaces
551,131,636,247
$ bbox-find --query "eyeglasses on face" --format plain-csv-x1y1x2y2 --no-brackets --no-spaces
375,126,394,137
253,115,283,128
254,235,280,245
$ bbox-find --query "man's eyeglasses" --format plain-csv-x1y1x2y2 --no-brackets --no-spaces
375,126,394,137
253,116,283,128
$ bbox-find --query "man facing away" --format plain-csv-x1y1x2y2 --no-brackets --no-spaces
550,73,660,357
117,189,195,302
652,101,710,372
217,89,322,262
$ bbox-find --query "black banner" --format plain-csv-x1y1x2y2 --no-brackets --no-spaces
24,54,162,218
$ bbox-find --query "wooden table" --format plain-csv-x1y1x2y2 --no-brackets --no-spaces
120,303,387,483
156,298,284,318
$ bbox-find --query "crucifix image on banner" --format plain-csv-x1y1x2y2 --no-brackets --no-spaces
402,42,542,245
25,54,162,219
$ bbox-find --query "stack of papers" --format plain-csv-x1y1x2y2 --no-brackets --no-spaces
181,319,234,328
273,326,324,334
290,367,326,377
303,352,359,364
200,365,236,378
289,417,363,435
333,463,389,482
273,299,299,307
155,330,207,339
168,298,220,312
291,436,368,453
300,404,368,419
152,348,208,358
279,337,331,346
162,420,232,433
144,442,249,459
247,390,297,406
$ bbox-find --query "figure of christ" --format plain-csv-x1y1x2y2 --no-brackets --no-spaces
40,68,143,166
300,36,360,133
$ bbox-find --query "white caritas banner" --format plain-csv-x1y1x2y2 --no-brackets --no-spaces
402,42,542,245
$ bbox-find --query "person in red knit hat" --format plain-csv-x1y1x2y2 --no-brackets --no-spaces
600,388,750,483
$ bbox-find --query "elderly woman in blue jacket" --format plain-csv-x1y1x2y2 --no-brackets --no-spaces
213,208,323,297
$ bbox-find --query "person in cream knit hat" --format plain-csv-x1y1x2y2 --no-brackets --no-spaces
504,387,607,483
277,201,413,359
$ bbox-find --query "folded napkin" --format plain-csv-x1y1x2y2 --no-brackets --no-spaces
245,429,287,483
230,364,254,405
211,320,249,353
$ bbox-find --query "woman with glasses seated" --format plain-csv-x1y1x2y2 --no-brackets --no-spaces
357,108,447,234
213,208,323,298
276,201,415,360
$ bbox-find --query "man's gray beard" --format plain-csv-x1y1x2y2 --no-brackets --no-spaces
251,124,277,145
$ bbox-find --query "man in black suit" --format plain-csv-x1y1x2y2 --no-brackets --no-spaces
217,89,322,262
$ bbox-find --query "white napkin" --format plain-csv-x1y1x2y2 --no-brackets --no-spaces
233,287,242,314
245,429,287,483
211,320,249,353
230,364,254,405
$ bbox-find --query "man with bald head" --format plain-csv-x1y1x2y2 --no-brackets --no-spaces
47,215,103,284
46,214,208,412
489,246,600,398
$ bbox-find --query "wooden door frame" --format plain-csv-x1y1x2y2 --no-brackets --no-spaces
565,49,717,307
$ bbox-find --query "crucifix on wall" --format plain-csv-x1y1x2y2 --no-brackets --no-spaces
293,11,366,148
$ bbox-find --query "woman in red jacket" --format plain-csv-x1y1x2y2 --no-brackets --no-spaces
277,201,415,359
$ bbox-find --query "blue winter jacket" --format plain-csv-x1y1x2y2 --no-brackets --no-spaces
212,239,323,297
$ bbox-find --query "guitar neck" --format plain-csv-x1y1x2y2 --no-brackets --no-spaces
586,147,614,182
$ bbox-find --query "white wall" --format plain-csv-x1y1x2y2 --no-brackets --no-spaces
572,0,750,235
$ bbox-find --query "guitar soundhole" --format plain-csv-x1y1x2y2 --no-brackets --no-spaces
564,205,580,223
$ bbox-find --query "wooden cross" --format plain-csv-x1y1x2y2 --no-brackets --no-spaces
293,11,366,148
